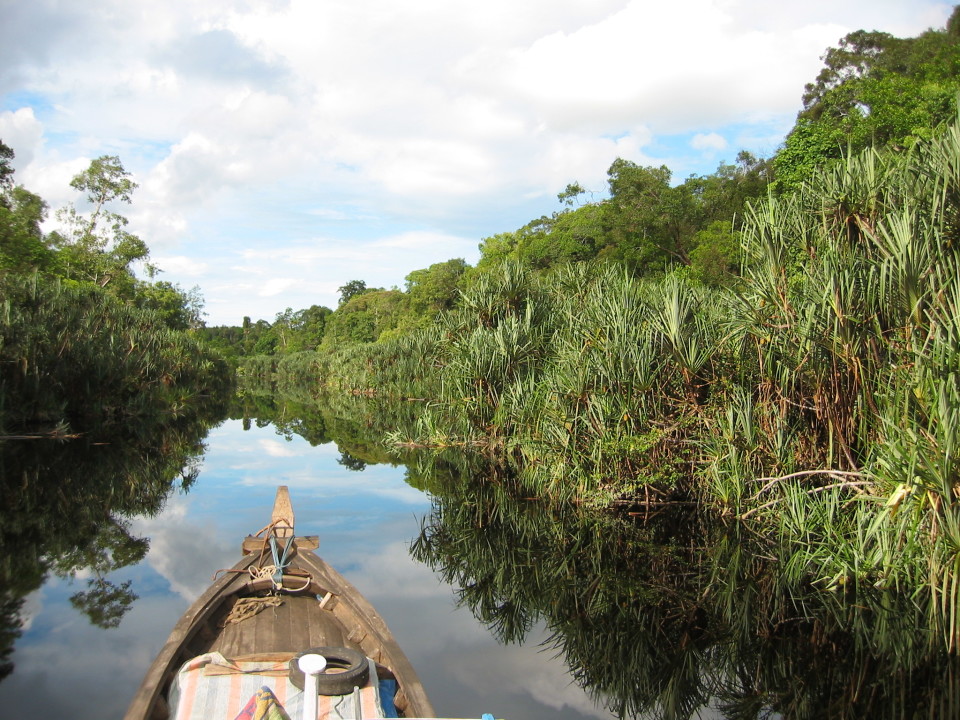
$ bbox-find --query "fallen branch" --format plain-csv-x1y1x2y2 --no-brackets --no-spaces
748,469,868,501
740,480,875,520
0,430,83,440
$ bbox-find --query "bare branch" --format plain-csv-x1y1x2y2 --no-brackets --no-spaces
741,480,875,520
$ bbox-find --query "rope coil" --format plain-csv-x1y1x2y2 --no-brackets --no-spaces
248,564,312,592
223,595,283,625
213,518,315,594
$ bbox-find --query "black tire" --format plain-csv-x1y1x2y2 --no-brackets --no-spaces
288,646,370,696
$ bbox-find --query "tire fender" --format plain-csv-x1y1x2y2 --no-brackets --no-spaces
289,646,370,696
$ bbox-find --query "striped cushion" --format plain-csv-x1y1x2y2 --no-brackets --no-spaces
169,653,385,720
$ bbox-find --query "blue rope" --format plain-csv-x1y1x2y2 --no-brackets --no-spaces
268,534,295,587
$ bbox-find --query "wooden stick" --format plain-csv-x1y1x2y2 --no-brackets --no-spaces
740,480,875,519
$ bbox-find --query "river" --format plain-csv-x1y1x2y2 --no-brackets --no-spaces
2,395,958,719
0,417,616,720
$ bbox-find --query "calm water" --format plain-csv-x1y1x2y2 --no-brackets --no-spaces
0,418,613,720
3,396,958,719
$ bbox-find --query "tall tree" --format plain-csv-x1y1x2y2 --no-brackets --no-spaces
291,305,332,351
135,281,205,330
0,188,51,274
324,289,408,345
603,160,700,273
0,141,53,273
50,155,150,295
0,141,14,190
775,10,960,188
405,258,467,317
338,279,368,305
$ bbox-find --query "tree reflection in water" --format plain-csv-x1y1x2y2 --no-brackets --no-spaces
410,451,960,720
53,385,954,720
0,398,228,680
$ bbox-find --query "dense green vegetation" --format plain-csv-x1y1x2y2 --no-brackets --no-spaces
231,11,960,659
0,146,231,434
412,460,960,719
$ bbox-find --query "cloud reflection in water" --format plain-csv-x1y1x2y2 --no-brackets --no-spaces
0,419,609,720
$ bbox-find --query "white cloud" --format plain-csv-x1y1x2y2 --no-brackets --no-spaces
306,208,352,220
0,108,43,168
151,255,208,277
691,132,728,152
456,1,844,136
149,133,243,207
352,540,451,600
370,139,498,197
239,245,360,263
21,156,91,219
536,129,657,192
259,277,298,297
0,0,950,324
371,230,475,251
131,495,236,600
450,637,614,719
17,588,44,632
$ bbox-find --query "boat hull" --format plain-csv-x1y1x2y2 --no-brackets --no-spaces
124,491,433,719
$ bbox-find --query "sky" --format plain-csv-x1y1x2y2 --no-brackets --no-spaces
0,0,952,326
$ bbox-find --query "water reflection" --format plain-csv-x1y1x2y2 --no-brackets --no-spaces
410,448,960,719
0,399,227,680
0,393,611,720
6,389,955,719
233,385,424,467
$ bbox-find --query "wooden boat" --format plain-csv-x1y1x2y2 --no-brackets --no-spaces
125,486,435,720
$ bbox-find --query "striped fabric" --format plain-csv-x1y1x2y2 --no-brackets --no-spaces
168,653,386,720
